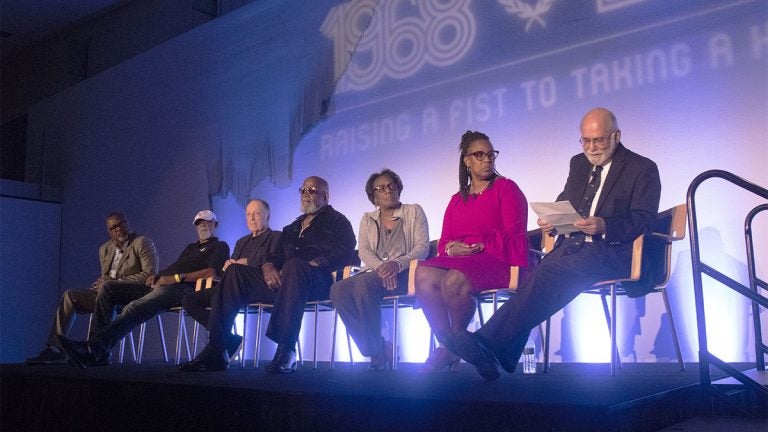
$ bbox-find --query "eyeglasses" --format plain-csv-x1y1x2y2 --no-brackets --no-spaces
580,131,616,147
299,187,325,195
108,221,127,231
373,183,397,193
466,150,499,162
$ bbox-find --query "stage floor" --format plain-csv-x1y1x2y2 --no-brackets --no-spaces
1,361,763,431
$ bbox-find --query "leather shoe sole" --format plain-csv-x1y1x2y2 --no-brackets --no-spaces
25,348,68,366
454,331,500,381
178,358,229,372
57,335,110,369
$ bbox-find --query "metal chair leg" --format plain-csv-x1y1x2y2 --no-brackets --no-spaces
662,288,686,371
600,289,622,374
330,309,338,370
543,317,551,373
192,321,200,357
392,298,399,370
346,326,353,365
313,303,320,370
610,284,618,376
253,305,263,369
137,322,147,363
175,310,186,364
119,337,126,364
156,315,169,363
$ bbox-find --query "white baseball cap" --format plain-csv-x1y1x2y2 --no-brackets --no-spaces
193,210,217,225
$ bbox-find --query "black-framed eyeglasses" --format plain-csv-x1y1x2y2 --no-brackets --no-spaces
108,221,127,231
299,187,325,195
373,183,397,192
580,130,616,147
467,150,499,162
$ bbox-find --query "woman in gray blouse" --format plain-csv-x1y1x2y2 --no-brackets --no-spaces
330,168,430,370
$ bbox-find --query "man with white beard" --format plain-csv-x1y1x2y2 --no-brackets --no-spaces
59,210,230,368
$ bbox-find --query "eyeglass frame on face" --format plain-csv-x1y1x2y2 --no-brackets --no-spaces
108,221,127,231
580,130,617,147
372,183,398,193
466,150,499,162
299,187,326,196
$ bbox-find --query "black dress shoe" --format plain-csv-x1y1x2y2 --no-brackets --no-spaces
265,344,297,374
25,347,68,366
453,331,500,381
225,334,243,359
178,346,230,372
369,340,394,371
56,335,110,368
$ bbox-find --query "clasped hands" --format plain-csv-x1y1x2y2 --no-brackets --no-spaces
445,241,484,257
376,260,400,291
537,216,606,236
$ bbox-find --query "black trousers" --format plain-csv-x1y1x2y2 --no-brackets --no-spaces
476,238,631,367
199,259,333,352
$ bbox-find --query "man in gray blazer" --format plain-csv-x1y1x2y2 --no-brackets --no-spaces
454,107,661,380
26,212,158,365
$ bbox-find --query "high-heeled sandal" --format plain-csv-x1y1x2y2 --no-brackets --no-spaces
420,346,460,373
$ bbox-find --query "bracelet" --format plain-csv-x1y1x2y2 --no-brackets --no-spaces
174,273,181,283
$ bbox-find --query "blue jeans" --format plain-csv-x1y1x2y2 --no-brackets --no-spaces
93,280,194,350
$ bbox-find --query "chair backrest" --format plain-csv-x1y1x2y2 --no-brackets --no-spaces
649,203,687,289
405,239,439,296
623,203,687,296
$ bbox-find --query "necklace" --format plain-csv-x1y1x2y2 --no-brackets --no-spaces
299,215,314,237
471,181,490,195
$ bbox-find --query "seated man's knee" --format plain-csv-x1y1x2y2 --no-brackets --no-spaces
281,257,307,274
181,291,201,310
329,283,344,303
98,280,122,300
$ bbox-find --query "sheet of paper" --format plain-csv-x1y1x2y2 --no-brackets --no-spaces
529,201,583,235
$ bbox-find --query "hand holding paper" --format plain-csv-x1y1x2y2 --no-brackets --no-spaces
530,201,583,235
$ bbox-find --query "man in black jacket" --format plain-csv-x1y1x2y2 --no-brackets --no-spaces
454,107,661,380
180,176,356,373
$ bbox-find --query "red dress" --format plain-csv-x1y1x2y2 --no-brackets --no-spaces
421,176,529,291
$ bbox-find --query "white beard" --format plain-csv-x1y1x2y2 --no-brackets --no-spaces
198,227,212,241
300,202,320,215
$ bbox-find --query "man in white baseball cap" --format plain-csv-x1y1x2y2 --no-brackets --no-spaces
193,210,217,224
59,210,230,368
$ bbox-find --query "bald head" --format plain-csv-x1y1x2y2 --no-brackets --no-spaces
580,107,621,166
580,107,618,131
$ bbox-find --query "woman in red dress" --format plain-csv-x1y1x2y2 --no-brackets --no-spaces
415,130,529,372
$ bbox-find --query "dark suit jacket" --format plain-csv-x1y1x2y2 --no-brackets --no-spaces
557,142,661,246
231,229,281,268
556,143,661,296
97,233,159,285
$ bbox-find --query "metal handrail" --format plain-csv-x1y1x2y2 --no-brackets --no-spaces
686,169,768,416
746,204,768,371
